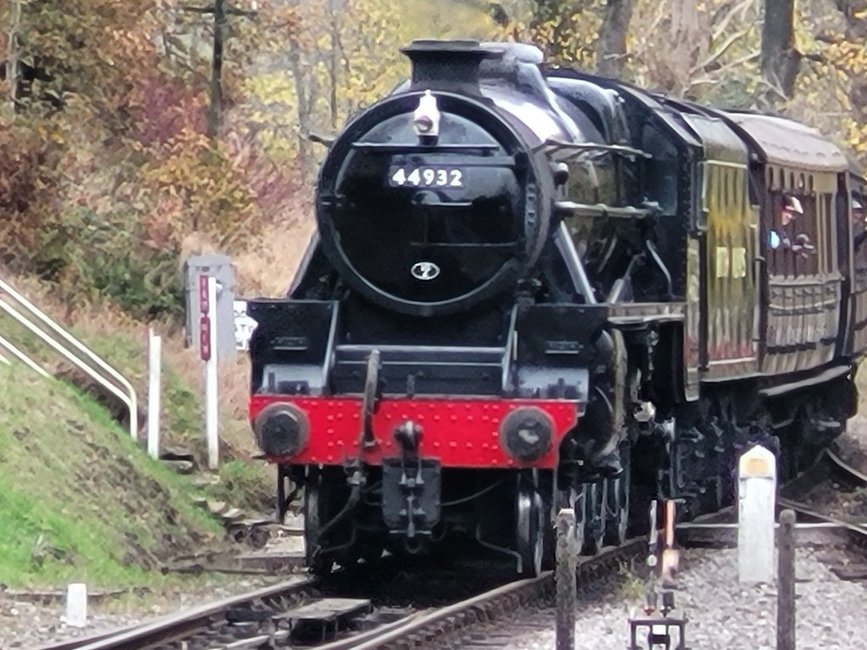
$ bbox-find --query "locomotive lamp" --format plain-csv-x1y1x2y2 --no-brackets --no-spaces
413,90,441,141
499,407,554,462
253,402,309,458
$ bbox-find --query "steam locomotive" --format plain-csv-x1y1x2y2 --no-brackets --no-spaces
247,40,867,575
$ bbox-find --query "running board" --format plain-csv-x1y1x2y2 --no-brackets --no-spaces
758,364,852,398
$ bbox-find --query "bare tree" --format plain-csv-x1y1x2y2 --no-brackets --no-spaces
760,0,801,100
327,0,340,130
831,0,867,125
182,1,256,140
6,0,22,113
596,0,634,79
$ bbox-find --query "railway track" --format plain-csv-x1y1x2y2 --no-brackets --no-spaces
679,446,867,550
778,447,867,541
45,449,867,650
47,539,645,650
53,578,319,650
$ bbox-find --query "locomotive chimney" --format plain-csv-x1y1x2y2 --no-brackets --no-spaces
401,39,503,96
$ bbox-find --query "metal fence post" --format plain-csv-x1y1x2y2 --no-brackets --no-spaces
146,327,162,460
556,508,577,650
777,509,796,650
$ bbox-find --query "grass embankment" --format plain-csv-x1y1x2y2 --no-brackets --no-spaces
0,363,222,588
72,324,275,513
0,282,275,514
0,279,276,588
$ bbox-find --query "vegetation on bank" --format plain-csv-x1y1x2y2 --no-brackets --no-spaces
2,1,863,323
0,364,222,587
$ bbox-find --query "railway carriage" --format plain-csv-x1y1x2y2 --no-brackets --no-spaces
247,40,865,575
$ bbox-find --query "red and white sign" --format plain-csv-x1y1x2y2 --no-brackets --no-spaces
199,315,211,361
199,275,211,361
199,275,210,314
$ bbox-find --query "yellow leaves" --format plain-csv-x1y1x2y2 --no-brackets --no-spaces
136,129,257,245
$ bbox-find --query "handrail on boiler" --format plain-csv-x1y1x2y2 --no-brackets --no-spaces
0,277,139,440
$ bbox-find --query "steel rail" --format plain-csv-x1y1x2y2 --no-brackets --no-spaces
45,539,646,650
58,577,318,650
824,447,867,485
343,538,647,650
777,446,867,537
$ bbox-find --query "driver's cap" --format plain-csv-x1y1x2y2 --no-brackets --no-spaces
784,195,804,215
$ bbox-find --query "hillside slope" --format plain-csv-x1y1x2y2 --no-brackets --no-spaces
0,363,222,588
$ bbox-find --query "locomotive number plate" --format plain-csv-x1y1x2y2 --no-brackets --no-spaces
388,166,464,188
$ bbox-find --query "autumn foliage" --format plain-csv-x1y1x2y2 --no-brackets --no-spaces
0,0,866,322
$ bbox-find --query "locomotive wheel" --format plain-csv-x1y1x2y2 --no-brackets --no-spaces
603,463,630,547
303,469,333,574
516,475,545,577
582,480,605,555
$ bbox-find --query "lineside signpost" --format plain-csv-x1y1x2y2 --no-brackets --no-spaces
184,254,235,472
201,275,219,469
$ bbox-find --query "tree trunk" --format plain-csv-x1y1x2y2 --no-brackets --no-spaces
596,0,634,79
760,0,801,100
284,0,315,175
832,0,867,125
207,0,225,140
327,0,339,130
6,0,22,113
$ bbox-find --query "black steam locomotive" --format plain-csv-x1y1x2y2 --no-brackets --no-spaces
248,40,867,575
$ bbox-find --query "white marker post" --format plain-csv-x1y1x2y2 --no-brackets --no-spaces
146,327,162,460
737,444,777,584
64,583,87,627
204,275,219,470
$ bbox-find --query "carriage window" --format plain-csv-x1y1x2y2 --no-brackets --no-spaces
822,194,837,273
854,190,867,249
852,190,867,277
768,191,820,277
802,194,820,276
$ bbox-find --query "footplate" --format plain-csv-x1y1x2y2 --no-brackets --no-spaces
382,458,441,537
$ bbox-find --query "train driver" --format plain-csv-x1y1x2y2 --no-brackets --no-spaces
853,195,867,248
769,195,814,256
854,196,865,228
